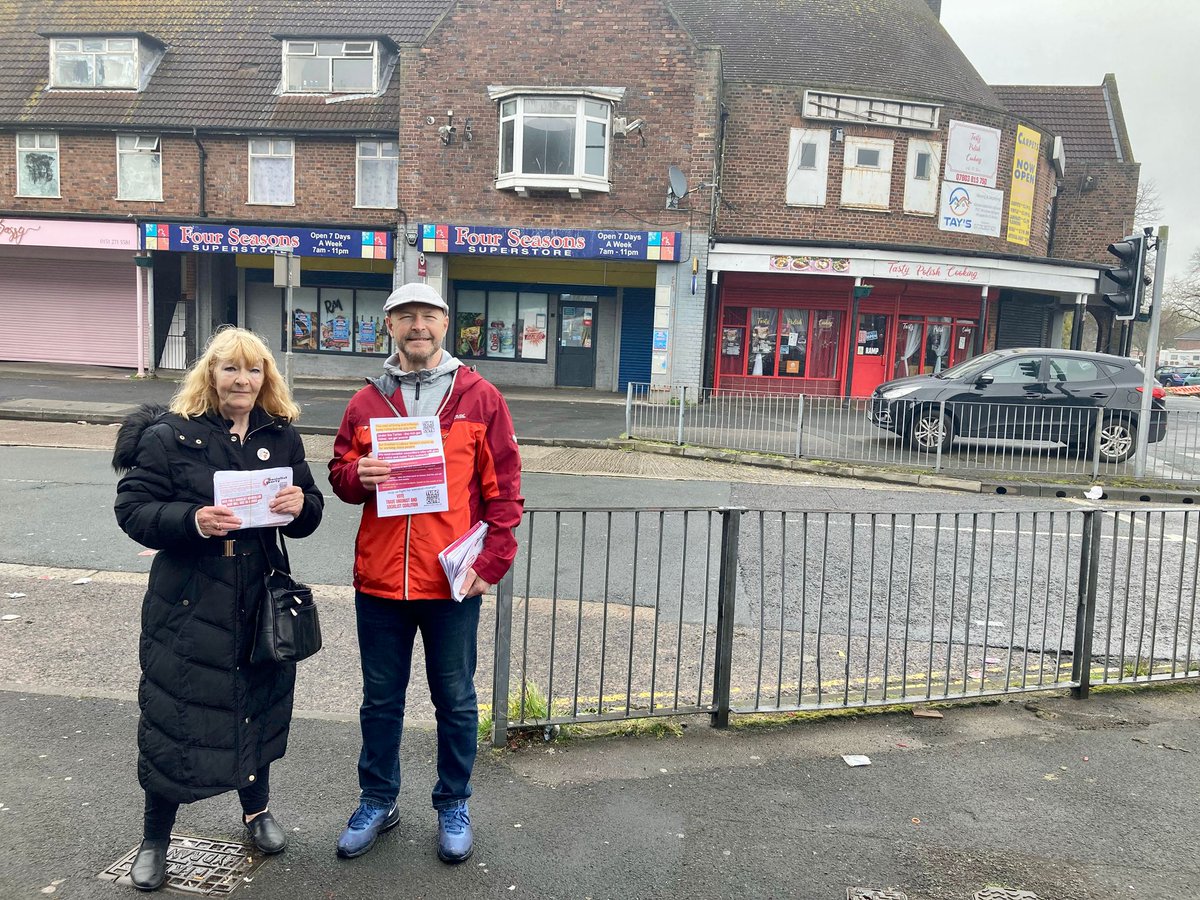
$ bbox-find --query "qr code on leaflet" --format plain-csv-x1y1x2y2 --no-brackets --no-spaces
425,489,441,506
422,420,437,435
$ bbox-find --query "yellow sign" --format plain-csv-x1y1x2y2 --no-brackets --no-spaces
1006,124,1041,246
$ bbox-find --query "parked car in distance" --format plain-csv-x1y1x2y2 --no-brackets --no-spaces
1156,366,1185,387
870,348,1167,463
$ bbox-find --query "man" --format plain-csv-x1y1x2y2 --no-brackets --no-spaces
328,282,523,863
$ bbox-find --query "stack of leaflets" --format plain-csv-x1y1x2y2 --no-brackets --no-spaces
438,521,489,602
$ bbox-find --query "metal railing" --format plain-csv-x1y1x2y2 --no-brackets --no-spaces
625,383,1200,484
490,505,1200,744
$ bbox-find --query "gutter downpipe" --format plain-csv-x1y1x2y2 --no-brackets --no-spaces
192,128,207,217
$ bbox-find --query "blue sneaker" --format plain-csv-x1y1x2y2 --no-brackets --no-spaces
336,801,400,859
436,800,473,863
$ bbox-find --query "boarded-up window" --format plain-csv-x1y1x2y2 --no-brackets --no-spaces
785,128,830,207
840,137,893,210
903,139,941,216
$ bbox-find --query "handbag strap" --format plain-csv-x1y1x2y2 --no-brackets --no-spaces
257,529,292,575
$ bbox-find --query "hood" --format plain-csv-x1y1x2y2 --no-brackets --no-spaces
874,373,939,394
112,403,171,473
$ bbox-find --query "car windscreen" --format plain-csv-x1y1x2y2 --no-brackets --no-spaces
934,350,1008,380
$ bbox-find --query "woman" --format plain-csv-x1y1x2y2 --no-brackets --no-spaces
112,327,324,891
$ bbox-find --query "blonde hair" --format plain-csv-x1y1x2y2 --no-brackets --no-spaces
170,326,301,421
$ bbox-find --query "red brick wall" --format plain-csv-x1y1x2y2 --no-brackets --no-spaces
396,0,721,230
1,131,395,226
1049,161,1140,265
715,83,1057,259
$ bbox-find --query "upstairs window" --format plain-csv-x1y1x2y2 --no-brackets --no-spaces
16,133,60,197
284,40,377,94
117,135,162,201
356,140,398,208
248,139,294,205
490,88,619,196
785,128,830,207
51,37,138,89
840,137,894,211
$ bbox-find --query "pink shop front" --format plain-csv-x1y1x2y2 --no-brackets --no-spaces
0,217,144,368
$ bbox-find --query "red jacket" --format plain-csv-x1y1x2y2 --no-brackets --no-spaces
329,366,524,600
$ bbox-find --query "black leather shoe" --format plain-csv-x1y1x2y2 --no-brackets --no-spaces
244,811,287,855
129,838,169,891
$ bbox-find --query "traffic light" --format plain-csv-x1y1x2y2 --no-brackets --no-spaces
1100,235,1146,321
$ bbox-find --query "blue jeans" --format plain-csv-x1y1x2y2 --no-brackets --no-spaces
354,591,481,810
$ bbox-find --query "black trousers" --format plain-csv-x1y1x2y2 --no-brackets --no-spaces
142,764,272,841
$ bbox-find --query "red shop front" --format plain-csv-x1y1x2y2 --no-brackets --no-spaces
714,272,986,397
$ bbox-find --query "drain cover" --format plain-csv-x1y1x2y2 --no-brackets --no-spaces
847,889,908,900
98,834,266,895
974,891,1041,900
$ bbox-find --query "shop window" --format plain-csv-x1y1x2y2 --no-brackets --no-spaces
248,139,294,205
356,140,398,208
283,40,378,94
786,128,830,207
903,139,941,216
840,137,893,210
290,286,390,355
893,315,978,379
50,37,139,89
721,306,842,380
116,134,162,201
454,289,547,362
15,133,59,197
492,90,615,196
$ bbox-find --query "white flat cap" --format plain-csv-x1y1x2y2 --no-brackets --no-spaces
382,282,449,313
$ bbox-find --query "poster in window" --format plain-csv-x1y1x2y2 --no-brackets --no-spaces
456,311,484,357
292,308,317,350
357,316,388,354
721,327,742,357
322,314,351,351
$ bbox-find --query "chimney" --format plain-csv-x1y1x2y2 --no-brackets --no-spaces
926,0,941,18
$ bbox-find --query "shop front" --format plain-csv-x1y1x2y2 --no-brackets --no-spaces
419,223,681,392
709,244,1104,398
140,221,394,376
0,217,142,368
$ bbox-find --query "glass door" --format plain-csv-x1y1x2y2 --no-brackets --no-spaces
555,296,597,387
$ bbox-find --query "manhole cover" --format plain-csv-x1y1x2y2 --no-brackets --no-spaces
974,891,1041,900
847,889,908,900
98,834,266,895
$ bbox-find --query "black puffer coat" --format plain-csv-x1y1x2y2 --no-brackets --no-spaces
113,403,323,804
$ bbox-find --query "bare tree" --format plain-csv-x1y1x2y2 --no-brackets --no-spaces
1135,178,1163,228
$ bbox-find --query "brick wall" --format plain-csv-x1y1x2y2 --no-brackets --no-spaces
715,83,1058,259
396,0,721,231
1049,161,1140,265
1,131,395,226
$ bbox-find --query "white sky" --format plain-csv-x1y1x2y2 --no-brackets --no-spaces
940,0,1199,281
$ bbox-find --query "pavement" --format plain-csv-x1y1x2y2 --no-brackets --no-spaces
3,363,1200,899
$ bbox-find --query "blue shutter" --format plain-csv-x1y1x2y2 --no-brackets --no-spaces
618,288,654,390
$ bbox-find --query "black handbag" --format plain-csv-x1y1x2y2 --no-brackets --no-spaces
251,533,322,665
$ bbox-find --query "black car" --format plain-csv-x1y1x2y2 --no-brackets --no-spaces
869,348,1167,463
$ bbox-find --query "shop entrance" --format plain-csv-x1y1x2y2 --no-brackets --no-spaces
556,296,597,387
851,312,890,397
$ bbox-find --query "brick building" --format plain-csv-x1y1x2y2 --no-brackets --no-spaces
0,1,443,373
0,0,1139,396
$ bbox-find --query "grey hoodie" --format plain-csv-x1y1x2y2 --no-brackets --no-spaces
373,349,464,418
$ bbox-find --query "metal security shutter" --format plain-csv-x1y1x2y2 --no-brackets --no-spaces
995,295,1052,350
0,252,139,366
618,288,654,390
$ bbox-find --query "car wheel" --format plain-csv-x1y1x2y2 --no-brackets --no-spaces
907,408,953,453
1097,415,1136,464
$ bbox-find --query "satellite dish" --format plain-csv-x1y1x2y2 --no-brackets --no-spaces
668,165,689,200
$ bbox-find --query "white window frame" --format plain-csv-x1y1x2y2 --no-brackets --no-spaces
491,90,615,196
355,139,398,209
903,138,941,216
840,136,894,211
116,134,163,201
15,132,61,198
50,37,140,90
785,128,830,208
247,139,295,206
282,40,378,95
